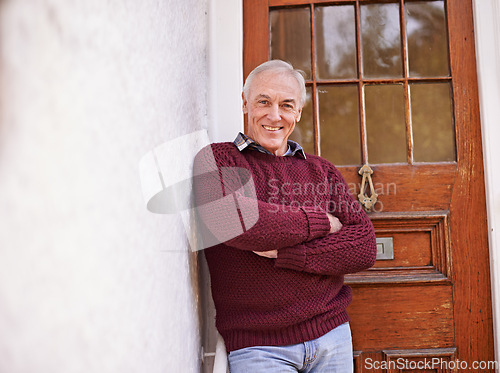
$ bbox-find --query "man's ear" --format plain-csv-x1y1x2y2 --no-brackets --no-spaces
296,107,302,122
242,92,248,114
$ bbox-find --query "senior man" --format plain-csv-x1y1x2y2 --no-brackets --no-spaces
194,60,377,372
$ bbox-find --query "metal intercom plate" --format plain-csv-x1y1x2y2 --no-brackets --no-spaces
376,237,394,260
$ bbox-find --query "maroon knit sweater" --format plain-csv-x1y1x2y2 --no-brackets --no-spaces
193,142,377,352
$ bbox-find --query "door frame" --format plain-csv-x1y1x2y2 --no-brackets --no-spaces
473,0,500,364
206,0,500,364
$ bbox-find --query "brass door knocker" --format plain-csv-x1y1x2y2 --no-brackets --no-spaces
358,165,378,212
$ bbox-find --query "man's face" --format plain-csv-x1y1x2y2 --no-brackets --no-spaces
243,71,303,156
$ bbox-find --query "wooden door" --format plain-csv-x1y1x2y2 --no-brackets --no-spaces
243,0,494,371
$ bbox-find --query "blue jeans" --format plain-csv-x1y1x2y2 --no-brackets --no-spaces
227,323,353,373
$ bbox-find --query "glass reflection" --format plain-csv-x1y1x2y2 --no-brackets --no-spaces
318,85,361,165
411,83,455,162
361,3,403,78
406,1,449,77
315,5,357,79
289,88,315,155
365,84,407,164
270,8,312,79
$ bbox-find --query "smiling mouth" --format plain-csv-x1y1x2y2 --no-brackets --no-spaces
263,125,283,131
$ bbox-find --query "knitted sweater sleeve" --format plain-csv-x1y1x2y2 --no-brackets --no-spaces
274,166,377,276
193,144,331,251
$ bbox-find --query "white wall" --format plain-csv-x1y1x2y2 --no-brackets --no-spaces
0,0,207,372
473,0,500,365
207,0,244,143
203,1,243,371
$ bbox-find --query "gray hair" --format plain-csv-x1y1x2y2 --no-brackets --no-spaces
243,60,307,108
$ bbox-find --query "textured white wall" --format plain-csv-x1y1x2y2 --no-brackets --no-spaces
0,0,207,372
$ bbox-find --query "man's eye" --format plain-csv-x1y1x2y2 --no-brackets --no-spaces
283,104,293,109
258,100,269,105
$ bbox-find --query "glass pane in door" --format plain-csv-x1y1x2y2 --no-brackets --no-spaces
270,8,312,79
406,1,450,77
361,3,403,78
365,84,406,164
318,85,360,165
411,83,455,162
315,5,357,79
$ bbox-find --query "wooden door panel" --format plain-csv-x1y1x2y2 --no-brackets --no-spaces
339,165,457,213
348,285,454,350
447,0,493,365
373,231,432,268
347,212,451,285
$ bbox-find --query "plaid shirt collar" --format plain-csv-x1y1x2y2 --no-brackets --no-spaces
233,132,306,159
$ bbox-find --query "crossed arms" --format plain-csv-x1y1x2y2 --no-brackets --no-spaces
193,145,377,276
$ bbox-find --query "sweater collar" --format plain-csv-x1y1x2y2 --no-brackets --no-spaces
233,132,306,159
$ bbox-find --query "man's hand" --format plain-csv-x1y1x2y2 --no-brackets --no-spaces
253,250,278,259
327,213,343,234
